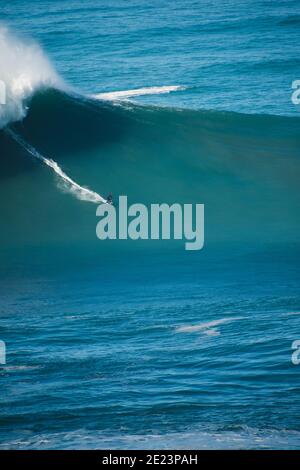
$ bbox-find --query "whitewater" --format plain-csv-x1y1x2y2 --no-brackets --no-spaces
0,25,62,128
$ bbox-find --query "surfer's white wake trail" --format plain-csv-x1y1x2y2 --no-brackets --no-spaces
6,128,106,204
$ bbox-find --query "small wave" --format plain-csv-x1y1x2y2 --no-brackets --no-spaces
6,128,106,204
176,317,244,334
92,85,185,101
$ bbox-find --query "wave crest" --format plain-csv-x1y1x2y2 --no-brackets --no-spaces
0,25,63,129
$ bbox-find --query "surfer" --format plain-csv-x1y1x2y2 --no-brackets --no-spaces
106,193,113,205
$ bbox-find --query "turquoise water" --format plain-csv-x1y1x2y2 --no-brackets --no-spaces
0,0,300,449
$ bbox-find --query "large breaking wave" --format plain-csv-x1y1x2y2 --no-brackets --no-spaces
0,27,187,205
0,26,299,250
0,26,109,203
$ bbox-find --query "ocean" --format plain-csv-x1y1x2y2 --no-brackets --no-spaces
0,0,300,449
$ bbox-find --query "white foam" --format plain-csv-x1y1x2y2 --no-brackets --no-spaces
2,426,299,450
92,85,185,101
6,129,106,204
0,25,63,129
203,328,220,336
176,317,244,334
2,365,40,372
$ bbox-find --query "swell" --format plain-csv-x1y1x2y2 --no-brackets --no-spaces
0,88,300,249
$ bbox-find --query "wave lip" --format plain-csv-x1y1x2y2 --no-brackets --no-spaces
0,25,63,129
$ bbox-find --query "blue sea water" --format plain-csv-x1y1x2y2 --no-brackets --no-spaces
0,0,300,449
2,0,300,115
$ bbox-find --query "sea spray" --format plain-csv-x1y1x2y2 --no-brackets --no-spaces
0,25,63,129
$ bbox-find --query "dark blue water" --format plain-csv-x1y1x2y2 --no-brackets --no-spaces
1,0,300,449
1,249,300,449
2,0,300,115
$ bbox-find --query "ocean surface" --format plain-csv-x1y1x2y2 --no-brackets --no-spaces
0,0,300,449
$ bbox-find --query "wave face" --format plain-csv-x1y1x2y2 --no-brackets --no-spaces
0,87,300,251
6,128,106,204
